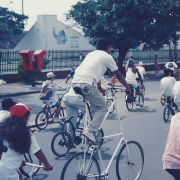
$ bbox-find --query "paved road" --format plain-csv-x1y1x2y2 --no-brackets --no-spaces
0,80,173,180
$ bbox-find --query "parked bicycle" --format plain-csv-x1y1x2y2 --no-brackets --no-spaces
35,92,67,130
163,96,178,123
60,86,144,180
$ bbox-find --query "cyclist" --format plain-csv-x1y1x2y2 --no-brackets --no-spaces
0,103,53,179
0,98,16,123
160,69,176,101
162,103,180,179
125,58,144,100
71,38,131,143
41,72,65,119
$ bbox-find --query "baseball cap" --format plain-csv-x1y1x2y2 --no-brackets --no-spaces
139,61,144,66
46,72,56,79
10,103,32,118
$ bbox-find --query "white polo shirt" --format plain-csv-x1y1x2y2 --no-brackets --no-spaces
72,50,118,85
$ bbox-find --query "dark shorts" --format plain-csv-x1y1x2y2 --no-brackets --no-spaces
166,169,180,180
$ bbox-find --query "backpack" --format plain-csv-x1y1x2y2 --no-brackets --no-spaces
39,83,53,100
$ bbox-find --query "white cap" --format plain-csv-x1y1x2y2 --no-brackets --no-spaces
46,72,55,79
139,61,144,66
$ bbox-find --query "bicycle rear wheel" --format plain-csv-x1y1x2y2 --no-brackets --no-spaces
125,95,134,111
163,106,171,123
19,153,41,177
35,111,49,130
61,152,101,180
51,131,71,157
116,140,144,180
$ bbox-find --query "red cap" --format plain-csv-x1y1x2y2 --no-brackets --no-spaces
10,103,32,118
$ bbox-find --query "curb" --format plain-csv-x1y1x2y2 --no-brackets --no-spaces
0,90,40,98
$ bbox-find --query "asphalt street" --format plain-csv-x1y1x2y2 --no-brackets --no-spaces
0,79,173,180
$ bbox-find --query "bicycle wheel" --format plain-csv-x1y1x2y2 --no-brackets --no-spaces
35,110,49,130
138,93,144,107
61,152,101,180
163,106,171,123
51,131,71,157
125,95,134,111
19,153,41,177
116,140,144,180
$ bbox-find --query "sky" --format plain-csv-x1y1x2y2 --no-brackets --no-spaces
0,0,81,30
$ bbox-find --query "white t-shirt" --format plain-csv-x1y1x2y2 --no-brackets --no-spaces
125,68,138,88
136,66,146,80
0,110,10,123
165,62,178,71
172,81,180,107
160,76,176,97
0,134,40,180
72,50,118,85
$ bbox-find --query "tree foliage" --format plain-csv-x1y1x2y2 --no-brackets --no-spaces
0,7,28,49
67,0,180,66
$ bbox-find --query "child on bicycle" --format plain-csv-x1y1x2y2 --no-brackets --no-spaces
0,103,53,179
125,58,144,101
160,69,176,100
40,72,65,119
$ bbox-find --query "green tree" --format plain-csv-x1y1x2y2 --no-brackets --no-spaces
68,0,180,67
0,7,28,49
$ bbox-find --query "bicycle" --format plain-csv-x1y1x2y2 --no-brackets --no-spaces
60,86,144,180
35,92,67,130
163,96,177,123
125,82,144,111
51,97,104,158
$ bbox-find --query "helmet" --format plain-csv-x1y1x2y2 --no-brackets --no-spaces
127,58,135,68
139,61,144,66
46,72,55,79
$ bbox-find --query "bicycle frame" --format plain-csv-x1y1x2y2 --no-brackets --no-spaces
80,87,131,178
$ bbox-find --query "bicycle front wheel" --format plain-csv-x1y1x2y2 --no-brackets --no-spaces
61,152,101,180
163,106,171,123
19,153,41,177
51,131,71,157
116,140,144,180
35,111,49,130
138,93,144,107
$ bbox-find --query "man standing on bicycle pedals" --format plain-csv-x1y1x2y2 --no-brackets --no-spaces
71,38,131,143
41,72,65,120
160,69,176,101
125,58,144,101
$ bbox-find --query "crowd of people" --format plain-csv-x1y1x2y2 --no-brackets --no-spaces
0,37,180,179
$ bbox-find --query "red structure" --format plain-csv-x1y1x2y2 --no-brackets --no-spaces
19,50,33,71
33,50,46,71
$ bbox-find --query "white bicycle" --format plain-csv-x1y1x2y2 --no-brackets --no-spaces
60,85,144,180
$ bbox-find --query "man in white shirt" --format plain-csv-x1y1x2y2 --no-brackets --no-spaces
72,38,130,143
160,69,176,98
136,61,146,81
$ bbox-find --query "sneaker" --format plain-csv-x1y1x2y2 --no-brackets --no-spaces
82,129,96,143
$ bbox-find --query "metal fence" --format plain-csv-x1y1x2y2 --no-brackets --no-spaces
0,49,180,75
